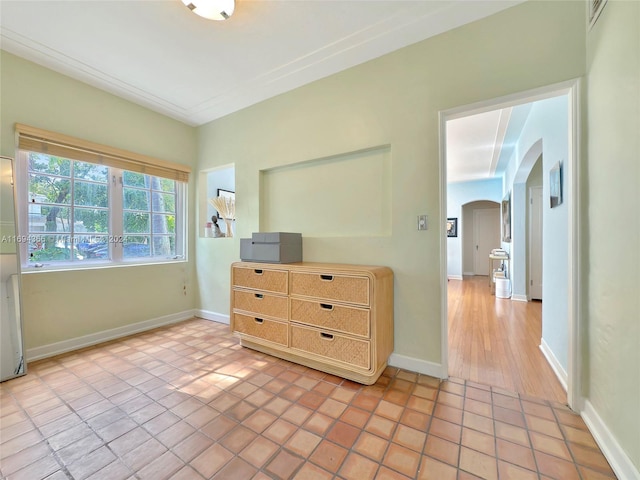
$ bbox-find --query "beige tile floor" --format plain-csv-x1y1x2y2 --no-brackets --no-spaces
0,319,617,480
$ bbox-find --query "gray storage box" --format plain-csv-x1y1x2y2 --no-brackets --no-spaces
240,232,302,263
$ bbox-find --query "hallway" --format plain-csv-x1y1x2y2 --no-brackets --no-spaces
448,276,566,404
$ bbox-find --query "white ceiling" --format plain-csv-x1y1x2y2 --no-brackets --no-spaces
1,0,525,182
446,108,512,184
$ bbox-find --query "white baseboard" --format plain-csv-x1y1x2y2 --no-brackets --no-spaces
539,338,568,392
582,400,640,480
388,353,446,379
195,310,230,325
448,275,463,281
26,310,197,362
463,271,475,276
511,294,528,302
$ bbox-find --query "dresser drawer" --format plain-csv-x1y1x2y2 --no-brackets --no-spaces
290,272,369,306
233,313,288,346
233,266,288,294
290,325,370,370
290,298,370,338
234,289,288,321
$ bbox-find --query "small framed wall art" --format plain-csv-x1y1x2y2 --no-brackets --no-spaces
549,161,562,208
502,193,511,242
447,218,458,237
216,188,235,219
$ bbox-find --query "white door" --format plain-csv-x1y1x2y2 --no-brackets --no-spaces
529,186,543,300
473,207,501,276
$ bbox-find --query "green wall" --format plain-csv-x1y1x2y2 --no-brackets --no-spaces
0,51,197,350
586,0,640,470
195,0,587,365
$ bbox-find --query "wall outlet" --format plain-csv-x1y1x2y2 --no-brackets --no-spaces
417,215,428,230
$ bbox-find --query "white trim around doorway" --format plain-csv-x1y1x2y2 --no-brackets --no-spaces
439,78,583,412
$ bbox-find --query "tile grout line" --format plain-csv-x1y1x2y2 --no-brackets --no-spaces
549,398,587,480
515,387,544,480
487,381,504,480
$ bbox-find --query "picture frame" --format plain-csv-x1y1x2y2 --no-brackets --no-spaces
216,188,235,219
502,193,511,243
549,161,562,208
446,218,457,238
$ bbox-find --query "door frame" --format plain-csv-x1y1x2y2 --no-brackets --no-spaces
438,78,582,411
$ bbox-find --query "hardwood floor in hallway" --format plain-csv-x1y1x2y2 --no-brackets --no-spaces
448,275,566,404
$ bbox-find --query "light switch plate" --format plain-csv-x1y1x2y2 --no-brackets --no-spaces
418,215,428,230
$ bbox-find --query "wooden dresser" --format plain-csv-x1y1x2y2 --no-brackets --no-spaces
230,262,393,385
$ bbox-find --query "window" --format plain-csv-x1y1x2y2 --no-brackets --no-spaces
16,124,189,270
27,153,110,263
121,171,178,260
22,152,185,267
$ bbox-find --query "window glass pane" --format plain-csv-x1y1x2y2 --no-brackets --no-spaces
123,188,149,211
157,178,176,193
77,235,109,260
74,181,108,208
153,236,175,257
74,162,108,182
74,208,109,233
151,192,175,213
152,214,175,234
29,206,70,233
123,171,149,188
29,175,72,205
28,153,71,176
124,212,149,234
29,234,73,262
123,236,150,258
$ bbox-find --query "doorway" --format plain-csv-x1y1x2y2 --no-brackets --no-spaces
440,80,581,409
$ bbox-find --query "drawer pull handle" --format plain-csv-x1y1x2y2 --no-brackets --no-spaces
320,303,334,311
320,332,334,341
254,318,264,324
255,294,264,299
254,269,263,275
320,274,334,281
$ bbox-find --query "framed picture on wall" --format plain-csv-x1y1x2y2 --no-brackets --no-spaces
502,193,511,242
216,188,235,219
446,218,458,237
549,162,562,208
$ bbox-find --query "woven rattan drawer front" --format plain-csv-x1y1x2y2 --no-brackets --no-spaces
234,289,288,321
233,266,288,294
290,325,370,370
233,313,288,346
290,272,369,306
290,299,370,338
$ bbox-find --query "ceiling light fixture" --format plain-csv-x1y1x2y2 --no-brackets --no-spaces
182,0,235,21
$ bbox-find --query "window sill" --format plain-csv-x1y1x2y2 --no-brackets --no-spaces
21,258,187,274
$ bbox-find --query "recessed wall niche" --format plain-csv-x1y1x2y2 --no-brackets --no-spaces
260,146,391,237
199,164,235,238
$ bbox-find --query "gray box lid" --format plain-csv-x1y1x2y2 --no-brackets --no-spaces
251,232,301,244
